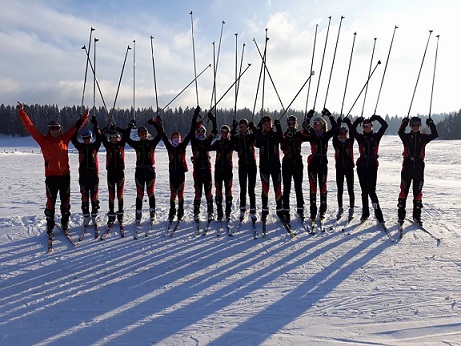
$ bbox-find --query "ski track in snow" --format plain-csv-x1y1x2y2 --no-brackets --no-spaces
0,135,461,345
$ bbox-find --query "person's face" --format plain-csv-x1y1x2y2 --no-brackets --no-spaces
221,128,229,139
287,120,297,130
195,128,205,139
262,120,272,132
171,134,181,145
138,130,148,139
49,125,61,138
313,122,323,132
338,131,348,140
239,123,248,134
110,134,121,143
410,123,421,133
83,136,92,143
362,123,373,133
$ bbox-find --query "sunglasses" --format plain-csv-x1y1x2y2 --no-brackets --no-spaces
49,126,61,131
196,129,205,133
239,124,248,129
362,124,372,129
287,121,297,125
221,129,229,134
410,123,421,127
110,134,120,140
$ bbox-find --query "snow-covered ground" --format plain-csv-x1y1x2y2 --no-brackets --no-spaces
1,133,460,345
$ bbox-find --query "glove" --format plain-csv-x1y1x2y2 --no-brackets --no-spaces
321,108,331,116
307,109,315,119
155,115,162,124
336,116,342,126
343,117,352,126
207,111,216,121
302,119,310,131
426,118,434,126
274,119,280,127
232,119,238,131
91,115,98,125
370,114,378,121
194,106,201,117
356,116,364,124
147,118,156,125
127,119,136,129
16,102,24,111
75,118,83,130
109,124,116,132
402,117,409,127
249,121,256,131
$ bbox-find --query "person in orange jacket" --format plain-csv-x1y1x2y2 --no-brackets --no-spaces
16,102,88,234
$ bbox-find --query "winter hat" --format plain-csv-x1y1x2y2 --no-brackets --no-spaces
410,116,422,125
81,129,92,138
287,115,297,123
261,115,272,124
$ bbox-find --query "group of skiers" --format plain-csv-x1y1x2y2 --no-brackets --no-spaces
16,102,438,240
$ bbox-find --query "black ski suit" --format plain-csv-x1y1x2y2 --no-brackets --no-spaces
255,121,284,221
210,133,236,220
101,127,127,224
349,115,388,222
158,123,192,222
333,117,357,212
125,124,162,221
305,115,337,220
231,123,258,217
281,128,310,221
190,114,217,220
71,121,102,219
397,118,438,221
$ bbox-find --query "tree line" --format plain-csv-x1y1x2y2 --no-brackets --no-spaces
1,103,459,139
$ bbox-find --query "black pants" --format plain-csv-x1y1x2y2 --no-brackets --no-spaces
215,168,233,219
45,174,71,231
282,160,304,219
135,167,156,211
398,160,425,220
357,163,383,222
107,169,125,215
259,164,283,220
336,166,355,209
238,162,257,213
307,162,328,219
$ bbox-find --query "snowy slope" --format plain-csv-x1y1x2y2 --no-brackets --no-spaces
0,134,460,345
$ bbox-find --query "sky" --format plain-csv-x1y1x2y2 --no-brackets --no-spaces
1,0,460,117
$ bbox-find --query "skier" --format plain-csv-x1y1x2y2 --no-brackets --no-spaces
254,115,285,231
231,118,258,224
156,116,192,224
190,107,218,232
16,102,88,235
101,124,128,231
280,115,310,226
125,119,162,226
333,117,358,221
397,116,438,226
349,115,388,224
303,108,337,224
71,116,102,237
210,124,236,227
